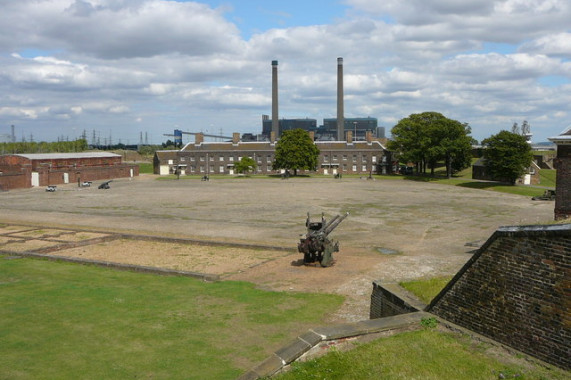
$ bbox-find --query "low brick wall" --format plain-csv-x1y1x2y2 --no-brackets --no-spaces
428,224,571,370
370,282,426,319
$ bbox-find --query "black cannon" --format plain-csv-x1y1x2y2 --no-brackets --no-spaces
98,180,112,189
297,212,349,267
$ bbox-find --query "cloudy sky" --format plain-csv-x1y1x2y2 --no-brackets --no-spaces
0,0,570,145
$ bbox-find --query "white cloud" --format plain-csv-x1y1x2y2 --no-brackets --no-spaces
0,0,569,143
519,33,571,59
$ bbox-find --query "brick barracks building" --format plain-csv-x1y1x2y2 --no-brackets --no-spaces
0,152,138,191
549,127,571,220
154,131,392,177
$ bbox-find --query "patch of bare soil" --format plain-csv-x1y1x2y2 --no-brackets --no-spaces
55,239,289,275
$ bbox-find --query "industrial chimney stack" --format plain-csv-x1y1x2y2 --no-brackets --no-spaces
337,57,344,141
271,60,279,142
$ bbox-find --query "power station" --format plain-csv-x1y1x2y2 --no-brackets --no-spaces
154,58,393,177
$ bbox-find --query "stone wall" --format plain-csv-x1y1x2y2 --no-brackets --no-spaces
428,224,570,370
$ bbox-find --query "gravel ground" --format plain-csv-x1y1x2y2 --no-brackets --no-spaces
0,174,554,322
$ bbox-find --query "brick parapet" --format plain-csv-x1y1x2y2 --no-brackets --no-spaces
428,224,571,370
370,282,427,319
554,144,570,220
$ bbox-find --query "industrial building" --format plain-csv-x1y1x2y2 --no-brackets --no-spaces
0,152,138,191
154,57,393,177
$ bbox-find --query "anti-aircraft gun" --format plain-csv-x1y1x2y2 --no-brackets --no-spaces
297,212,349,267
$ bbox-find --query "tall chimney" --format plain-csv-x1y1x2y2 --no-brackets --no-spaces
337,58,344,141
271,60,279,142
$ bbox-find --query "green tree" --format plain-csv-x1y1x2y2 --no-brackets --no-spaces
481,130,533,185
273,129,320,176
388,112,473,177
234,156,257,175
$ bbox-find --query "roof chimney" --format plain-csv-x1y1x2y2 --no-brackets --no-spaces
195,133,204,145
232,133,240,145
271,60,279,142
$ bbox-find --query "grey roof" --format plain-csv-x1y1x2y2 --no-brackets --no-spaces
14,152,121,160
548,126,571,144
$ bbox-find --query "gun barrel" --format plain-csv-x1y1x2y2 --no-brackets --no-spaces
323,212,349,235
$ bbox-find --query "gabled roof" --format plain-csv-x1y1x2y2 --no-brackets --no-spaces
179,140,387,152
154,150,179,159
548,126,571,144
13,152,120,160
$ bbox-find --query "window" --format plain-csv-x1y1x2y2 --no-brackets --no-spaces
362,156,367,163
352,165,357,172
352,155,356,162
324,155,329,162
209,156,214,161
333,155,338,161
219,166,224,173
229,156,234,162
372,156,377,163
190,157,195,162
342,155,347,161
219,156,224,161
168,160,173,165
362,165,367,171
267,155,272,163
180,157,186,162
209,167,214,173
200,166,205,173
200,156,205,162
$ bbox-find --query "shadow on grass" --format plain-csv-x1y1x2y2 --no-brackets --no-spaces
455,181,512,190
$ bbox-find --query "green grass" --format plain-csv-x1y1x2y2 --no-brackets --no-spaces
273,329,569,380
0,257,343,380
538,169,556,188
399,276,452,304
138,162,153,173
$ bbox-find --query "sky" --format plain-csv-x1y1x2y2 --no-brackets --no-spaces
0,0,570,145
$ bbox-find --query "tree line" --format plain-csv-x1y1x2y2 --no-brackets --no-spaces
0,139,89,154
272,111,533,185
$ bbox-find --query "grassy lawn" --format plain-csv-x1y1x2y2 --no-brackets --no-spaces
138,162,154,174
399,276,452,304
0,256,343,380
273,276,569,379
273,328,569,380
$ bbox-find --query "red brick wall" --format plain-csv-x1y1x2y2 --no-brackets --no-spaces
428,225,571,370
554,145,570,220
0,171,30,191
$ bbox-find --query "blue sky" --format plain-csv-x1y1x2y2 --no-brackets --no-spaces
197,0,350,37
0,0,569,145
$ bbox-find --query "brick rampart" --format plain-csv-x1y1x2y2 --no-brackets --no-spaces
428,224,571,370
554,145,570,220
370,282,426,319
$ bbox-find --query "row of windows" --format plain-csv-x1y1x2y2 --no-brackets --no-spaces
322,154,380,163
181,164,375,174
179,155,274,163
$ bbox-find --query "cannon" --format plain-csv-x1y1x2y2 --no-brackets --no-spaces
297,212,349,267
98,180,112,189
532,189,555,201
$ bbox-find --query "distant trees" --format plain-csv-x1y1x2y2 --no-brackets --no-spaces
481,131,533,185
273,129,320,176
388,112,473,178
0,139,88,154
234,156,257,175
